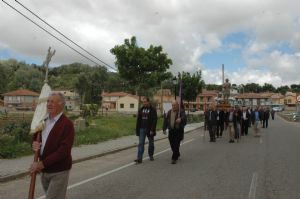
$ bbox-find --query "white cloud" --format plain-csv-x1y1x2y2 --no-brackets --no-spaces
0,0,300,86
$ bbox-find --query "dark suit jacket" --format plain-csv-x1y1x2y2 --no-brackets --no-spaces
205,110,217,126
163,109,187,131
216,110,225,124
33,114,74,173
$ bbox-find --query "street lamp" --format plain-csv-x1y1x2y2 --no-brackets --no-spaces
172,77,177,100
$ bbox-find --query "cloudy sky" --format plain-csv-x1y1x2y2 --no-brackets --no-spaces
1,0,300,87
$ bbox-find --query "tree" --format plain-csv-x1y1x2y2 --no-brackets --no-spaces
180,71,204,113
205,84,222,91
0,63,13,94
276,85,290,95
74,66,108,105
110,36,172,100
290,84,300,93
262,83,276,92
244,83,262,93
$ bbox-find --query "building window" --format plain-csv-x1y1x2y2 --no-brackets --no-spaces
130,103,134,108
120,103,124,108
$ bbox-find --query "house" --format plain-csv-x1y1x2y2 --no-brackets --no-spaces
116,95,139,113
2,89,39,110
101,92,130,110
196,90,219,111
235,93,269,107
281,92,297,107
235,92,285,107
54,89,80,110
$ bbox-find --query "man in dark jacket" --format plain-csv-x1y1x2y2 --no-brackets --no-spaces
216,107,225,138
205,104,217,142
135,97,157,164
163,100,187,164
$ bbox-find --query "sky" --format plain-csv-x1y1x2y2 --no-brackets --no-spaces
1,0,300,88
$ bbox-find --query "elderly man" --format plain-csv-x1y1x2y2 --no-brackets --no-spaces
163,100,187,164
30,92,74,199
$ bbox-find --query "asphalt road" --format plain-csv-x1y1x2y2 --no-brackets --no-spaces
1,116,300,199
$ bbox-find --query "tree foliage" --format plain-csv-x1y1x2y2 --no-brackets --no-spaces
110,36,172,96
180,71,204,108
205,84,222,91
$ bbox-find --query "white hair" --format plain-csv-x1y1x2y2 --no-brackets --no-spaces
49,92,66,107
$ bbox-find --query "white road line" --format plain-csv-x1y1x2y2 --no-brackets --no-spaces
36,138,195,199
248,172,258,199
259,138,263,144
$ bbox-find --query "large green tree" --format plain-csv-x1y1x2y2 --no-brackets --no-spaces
180,71,204,112
110,36,172,98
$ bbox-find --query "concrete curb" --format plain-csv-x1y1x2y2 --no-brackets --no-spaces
0,125,203,183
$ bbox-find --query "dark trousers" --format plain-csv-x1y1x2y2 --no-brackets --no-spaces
216,121,224,137
168,129,181,160
241,119,249,135
208,124,216,141
263,119,269,128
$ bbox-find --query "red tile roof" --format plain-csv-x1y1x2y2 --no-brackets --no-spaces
3,89,39,97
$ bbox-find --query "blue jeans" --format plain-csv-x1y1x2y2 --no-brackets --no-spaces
137,128,154,160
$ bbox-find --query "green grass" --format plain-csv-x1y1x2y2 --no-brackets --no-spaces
0,112,201,158
74,114,164,146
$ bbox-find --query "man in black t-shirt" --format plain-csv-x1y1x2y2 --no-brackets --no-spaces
135,97,157,164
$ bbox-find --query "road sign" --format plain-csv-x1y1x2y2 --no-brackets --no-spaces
296,94,300,102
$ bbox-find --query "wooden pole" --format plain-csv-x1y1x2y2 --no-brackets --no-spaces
28,132,41,199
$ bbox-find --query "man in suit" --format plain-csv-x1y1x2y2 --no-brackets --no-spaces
216,107,225,138
163,100,187,164
135,97,157,164
241,107,250,136
205,104,217,142
263,108,270,128
30,92,74,199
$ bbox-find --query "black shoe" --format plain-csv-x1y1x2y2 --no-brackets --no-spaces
149,156,154,161
171,160,177,164
134,159,142,164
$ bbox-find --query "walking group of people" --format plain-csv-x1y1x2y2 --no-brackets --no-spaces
204,104,273,143
135,97,187,165
29,91,275,199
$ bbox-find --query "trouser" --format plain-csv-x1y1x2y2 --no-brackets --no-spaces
208,124,216,141
216,122,224,137
241,120,248,135
263,119,269,128
41,170,70,199
234,123,241,139
168,129,181,160
227,122,234,140
137,128,154,160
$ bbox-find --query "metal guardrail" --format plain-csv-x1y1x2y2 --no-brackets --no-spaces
279,112,300,122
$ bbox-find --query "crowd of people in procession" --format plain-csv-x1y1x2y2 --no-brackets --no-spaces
204,104,275,143
28,91,276,198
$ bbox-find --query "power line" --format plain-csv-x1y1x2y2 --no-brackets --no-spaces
14,0,116,71
2,0,117,71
